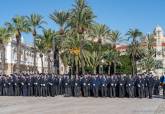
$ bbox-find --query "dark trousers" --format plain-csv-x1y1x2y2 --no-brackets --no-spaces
148,87,153,99
109,87,112,97
119,86,125,97
64,87,71,97
48,86,55,97
14,86,19,96
163,86,165,99
2,87,7,96
83,86,88,97
74,86,81,97
126,87,133,98
7,86,13,96
87,85,91,96
34,86,39,97
92,87,98,97
101,86,107,97
41,86,47,97
138,87,143,98
144,87,149,98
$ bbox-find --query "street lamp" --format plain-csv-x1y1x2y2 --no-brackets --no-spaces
52,37,56,74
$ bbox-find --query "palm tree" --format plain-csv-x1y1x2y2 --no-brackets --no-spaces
35,36,46,73
50,10,69,74
109,30,121,74
50,10,69,34
90,24,110,41
37,29,55,73
62,29,81,75
26,13,46,73
69,0,95,74
110,30,121,48
5,16,30,73
104,50,121,74
90,23,110,74
0,27,12,74
83,40,108,74
140,34,156,73
126,29,143,76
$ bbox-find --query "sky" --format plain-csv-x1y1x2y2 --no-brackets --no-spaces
0,0,165,44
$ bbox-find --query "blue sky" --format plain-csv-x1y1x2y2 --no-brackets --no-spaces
0,0,165,43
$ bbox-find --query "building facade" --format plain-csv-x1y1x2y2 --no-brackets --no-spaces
0,38,66,75
152,26,165,76
116,26,165,76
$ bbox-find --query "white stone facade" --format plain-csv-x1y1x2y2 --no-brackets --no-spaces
153,26,165,76
0,38,67,74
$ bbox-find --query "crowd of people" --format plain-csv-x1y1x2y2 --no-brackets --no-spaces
0,73,160,99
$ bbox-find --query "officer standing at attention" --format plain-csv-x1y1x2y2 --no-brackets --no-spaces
100,75,107,97
136,75,143,98
92,75,99,97
144,75,149,98
74,77,81,97
118,75,125,97
147,74,154,99
64,76,71,97
153,76,160,95
82,75,88,97
126,76,133,98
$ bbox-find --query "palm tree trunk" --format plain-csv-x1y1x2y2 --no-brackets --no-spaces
75,56,79,76
79,34,85,74
93,66,97,74
132,54,135,77
33,34,37,73
40,54,44,73
53,37,58,74
99,65,102,74
1,45,5,74
135,60,137,75
114,62,116,74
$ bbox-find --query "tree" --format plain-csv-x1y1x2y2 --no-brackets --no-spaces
50,10,69,34
69,0,95,74
140,34,156,73
62,29,81,75
50,10,70,74
27,13,46,73
37,29,55,73
83,40,108,74
35,36,46,73
109,30,121,74
90,23,110,74
104,50,121,74
110,30,121,48
0,27,12,74
5,16,30,73
126,29,143,76
116,55,132,74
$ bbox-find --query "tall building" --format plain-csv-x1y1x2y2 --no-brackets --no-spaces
153,25,165,76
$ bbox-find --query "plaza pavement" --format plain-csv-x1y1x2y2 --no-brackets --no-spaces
0,96,164,114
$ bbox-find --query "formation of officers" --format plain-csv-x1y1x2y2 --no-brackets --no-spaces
0,73,160,99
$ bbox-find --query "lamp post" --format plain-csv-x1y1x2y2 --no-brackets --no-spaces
52,37,56,74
